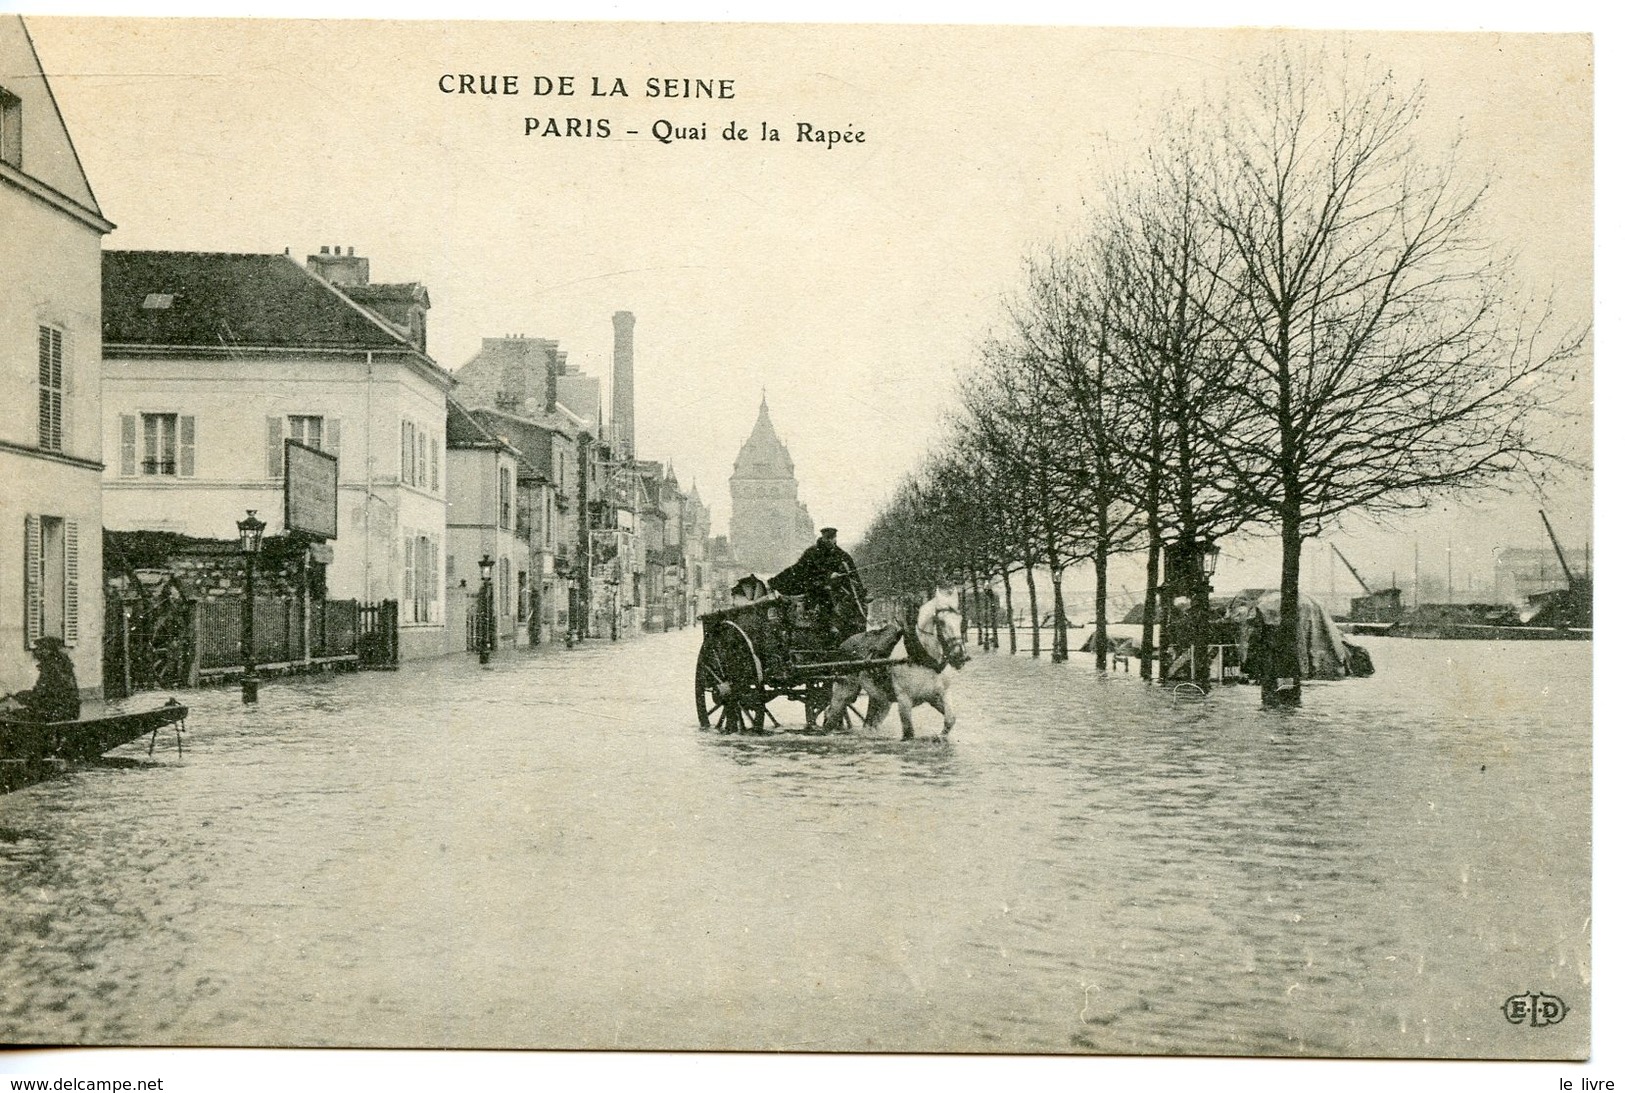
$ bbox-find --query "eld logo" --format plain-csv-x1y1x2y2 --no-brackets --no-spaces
1503,992,1568,1027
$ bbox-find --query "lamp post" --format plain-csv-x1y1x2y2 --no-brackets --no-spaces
555,558,574,648
478,554,495,665
608,574,621,642
1190,537,1221,692
237,509,266,704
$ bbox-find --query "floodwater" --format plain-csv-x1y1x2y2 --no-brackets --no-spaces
0,631,1590,1057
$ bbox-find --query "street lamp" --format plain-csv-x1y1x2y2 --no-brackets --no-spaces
478,554,495,665
1200,539,1221,582
236,509,266,704
1190,536,1221,692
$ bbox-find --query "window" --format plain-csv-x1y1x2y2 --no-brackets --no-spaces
38,326,63,451
401,420,417,485
288,415,323,452
500,556,512,618
122,414,193,477
142,413,178,475
499,466,513,530
404,532,439,623
430,436,440,492
517,571,529,621
23,514,79,647
0,87,20,169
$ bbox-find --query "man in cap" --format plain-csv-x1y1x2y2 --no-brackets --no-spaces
770,528,869,639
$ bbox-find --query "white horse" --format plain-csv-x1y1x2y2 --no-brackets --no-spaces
823,589,970,740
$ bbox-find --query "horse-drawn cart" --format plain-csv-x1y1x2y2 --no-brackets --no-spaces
694,592,896,732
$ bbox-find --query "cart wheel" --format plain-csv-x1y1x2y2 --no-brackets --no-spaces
695,622,767,733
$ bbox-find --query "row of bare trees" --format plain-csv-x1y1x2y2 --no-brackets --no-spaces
852,50,1585,705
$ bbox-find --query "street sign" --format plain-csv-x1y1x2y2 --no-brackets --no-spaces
284,439,338,540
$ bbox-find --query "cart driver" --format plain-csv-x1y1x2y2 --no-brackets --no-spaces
770,528,869,639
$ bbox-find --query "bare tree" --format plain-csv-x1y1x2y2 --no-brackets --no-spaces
1102,119,1272,688
961,340,1083,658
1201,48,1586,704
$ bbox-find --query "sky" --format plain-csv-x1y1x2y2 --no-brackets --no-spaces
17,16,1593,599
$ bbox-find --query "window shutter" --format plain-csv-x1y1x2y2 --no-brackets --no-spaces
267,417,284,479
403,531,416,613
64,519,79,647
401,421,410,483
178,415,196,478
23,514,41,647
326,418,340,472
59,332,74,455
429,538,440,607
417,431,427,488
37,327,63,451
120,415,137,476
431,437,440,492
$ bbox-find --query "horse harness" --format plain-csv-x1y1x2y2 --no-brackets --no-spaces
902,604,968,672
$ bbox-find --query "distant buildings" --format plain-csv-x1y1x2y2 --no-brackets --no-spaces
452,312,719,640
453,333,604,426
729,396,815,577
1,14,115,698
465,404,582,642
1494,546,1580,606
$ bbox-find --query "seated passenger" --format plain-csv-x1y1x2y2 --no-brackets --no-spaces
3,637,81,723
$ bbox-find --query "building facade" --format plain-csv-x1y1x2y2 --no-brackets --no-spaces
444,400,527,654
466,404,583,644
729,396,815,577
0,16,116,698
100,247,454,661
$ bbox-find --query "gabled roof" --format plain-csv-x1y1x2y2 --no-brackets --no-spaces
102,250,436,359
465,406,565,481
1,16,107,226
447,398,511,451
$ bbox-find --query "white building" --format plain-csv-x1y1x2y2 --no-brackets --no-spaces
466,405,583,644
100,247,454,661
444,400,527,653
0,15,116,698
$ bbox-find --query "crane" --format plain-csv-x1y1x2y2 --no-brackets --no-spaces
1538,509,1576,587
1329,544,1373,596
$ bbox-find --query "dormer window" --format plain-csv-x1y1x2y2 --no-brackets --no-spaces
0,86,20,168
142,293,174,309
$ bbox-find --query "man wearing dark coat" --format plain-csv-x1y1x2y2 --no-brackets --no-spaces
3,637,82,723
770,528,869,639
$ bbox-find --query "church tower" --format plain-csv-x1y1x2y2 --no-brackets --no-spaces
729,395,816,576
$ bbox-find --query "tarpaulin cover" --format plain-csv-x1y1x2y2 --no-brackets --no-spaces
1223,589,1364,681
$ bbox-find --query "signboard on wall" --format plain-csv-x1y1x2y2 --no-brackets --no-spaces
284,439,338,540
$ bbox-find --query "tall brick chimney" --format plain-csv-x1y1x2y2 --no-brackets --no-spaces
612,310,635,458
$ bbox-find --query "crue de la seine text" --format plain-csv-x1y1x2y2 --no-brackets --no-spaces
436,74,867,148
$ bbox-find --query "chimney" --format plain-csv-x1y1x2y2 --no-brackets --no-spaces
612,310,635,458
499,338,526,410
544,341,559,415
306,246,370,287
